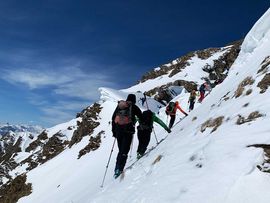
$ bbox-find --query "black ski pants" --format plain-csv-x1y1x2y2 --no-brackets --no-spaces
169,114,176,129
115,131,133,172
189,100,195,111
137,129,152,155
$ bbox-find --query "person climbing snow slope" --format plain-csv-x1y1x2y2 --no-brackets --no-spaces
188,90,197,111
112,94,142,178
136,110,171,159
198,82,210,103
165,101,188,129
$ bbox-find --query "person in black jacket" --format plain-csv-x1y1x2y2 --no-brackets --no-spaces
112,94,142,178
137,110,171,159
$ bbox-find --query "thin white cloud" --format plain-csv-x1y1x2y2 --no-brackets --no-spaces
40,107,75,126
0,50,121,126
2,68,73,89
54,76,115,100
2,66,117,100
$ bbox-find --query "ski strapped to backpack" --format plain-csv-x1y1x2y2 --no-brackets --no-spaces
114,100,132,125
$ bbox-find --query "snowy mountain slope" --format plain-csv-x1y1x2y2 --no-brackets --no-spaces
2,8,270,203
0,124,43,185
90,8,270,203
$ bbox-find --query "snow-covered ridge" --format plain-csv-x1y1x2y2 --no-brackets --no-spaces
126,43,240,94
242,8,270,54
2,8,270,203
0,124,43,136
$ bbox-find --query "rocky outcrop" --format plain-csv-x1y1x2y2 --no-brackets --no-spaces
247,144,270,173
78,131,104,159
201,116,224,133
0,174,32,203
145,80,197,104
140,40,242,104
70,103,102,147
25,131,48,152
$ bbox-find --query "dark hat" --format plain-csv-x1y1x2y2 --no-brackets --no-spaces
126,94,136,104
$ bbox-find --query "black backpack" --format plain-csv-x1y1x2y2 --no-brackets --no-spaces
114,100,132,125
166,102,175,114
138,110,153,131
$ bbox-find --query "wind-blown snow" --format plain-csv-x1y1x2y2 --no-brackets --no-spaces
15,8,270,203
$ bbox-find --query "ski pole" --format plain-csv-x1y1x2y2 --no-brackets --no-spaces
143,92,149,110
129,134,134,158
101,138,116,188
152,128,159,144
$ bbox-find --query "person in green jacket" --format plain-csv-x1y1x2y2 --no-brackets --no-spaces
136,110,171,159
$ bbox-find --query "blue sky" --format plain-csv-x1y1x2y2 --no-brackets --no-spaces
0,0,269,127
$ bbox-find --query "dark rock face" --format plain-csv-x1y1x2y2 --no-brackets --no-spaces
0,135,23,183
0,174,32,203
257,56,270,74
247,144,270,173
25,131,48,153
21,132,69,171
236,111,263,125
70,103,102,148
257,73,270,93
234,76,255,98
140,40,242,104
78,131,104,159
201,116,224,133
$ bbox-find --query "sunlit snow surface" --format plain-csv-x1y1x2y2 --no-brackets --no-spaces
17,8,270,203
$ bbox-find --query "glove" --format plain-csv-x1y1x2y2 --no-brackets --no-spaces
185,113,188,116
167,128,171,133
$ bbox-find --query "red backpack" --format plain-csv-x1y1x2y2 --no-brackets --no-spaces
114,100,132,125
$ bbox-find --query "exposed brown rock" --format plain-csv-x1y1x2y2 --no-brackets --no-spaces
20,155,39,171
25,131,48,153
1,137,22,163
243,103,249,107
247,144,270,173
78,131,103,159
0,174,32,203
152,155,163,165
196,48,221,60
236,111,263,125
70,103,102,147
192,117,197,121
246,89,253,95
201,116,224,133
234,76,255,98
257,56,270,74
257,73,270,93
38,133,69,164
168,52,195,77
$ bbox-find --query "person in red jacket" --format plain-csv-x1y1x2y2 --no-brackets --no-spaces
166,101,188,129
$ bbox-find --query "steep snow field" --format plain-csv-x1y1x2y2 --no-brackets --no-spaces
16,8,270,203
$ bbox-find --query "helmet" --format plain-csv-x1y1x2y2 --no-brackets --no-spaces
175,101,179,105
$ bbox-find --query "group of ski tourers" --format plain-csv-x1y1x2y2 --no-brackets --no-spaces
110,82,211,179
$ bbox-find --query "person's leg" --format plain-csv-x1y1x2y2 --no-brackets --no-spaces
201,91,205,101
142,130,151,154
169,115,176,129
137,129,144,154
190,101,195,110
137,130,151,155
115,132,123,172
116,133,133,172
